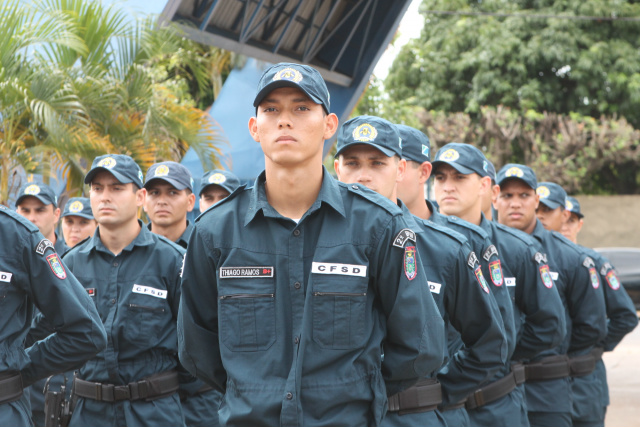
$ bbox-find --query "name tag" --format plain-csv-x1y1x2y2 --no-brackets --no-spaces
311,262,367,277
505,277,516,287
219,266,274,279
132,285,167,299
428,281,442,294
550,272,559,281
0,271,12,282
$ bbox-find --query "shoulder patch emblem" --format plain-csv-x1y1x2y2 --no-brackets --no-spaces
404,246,417,281
583,257,595,268
600,262,613,276
467,251,479,268
393,228,417,248
483,244,498,261
46,253,67,279
489,260,504,286
589,267,600,289
606,270,620,290
539,265,554,288
35,239,55,255
533,252,547,265
474,266,490,293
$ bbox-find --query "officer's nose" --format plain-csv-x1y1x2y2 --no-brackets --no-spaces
277,112,293,128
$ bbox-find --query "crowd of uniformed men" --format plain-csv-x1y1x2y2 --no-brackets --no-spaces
1,61,637,427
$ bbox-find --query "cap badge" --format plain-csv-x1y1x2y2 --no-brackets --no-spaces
273,67,303,83
98,157,117,169
439,148,460,161
69,201,84,213
352,123,378,142
536,186,550,198
566,200,574,211
209,173,227,184
24,184,41,195
483,160,489,172
505,167,524,178
154,165,170,177
138,170,144,183
422,144,429,157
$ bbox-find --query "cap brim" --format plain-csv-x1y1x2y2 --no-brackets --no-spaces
497,176,536,190
335,142,396,158
199,182,232,197
84,167,133,185
144,177,190,191
15,194,53,207
253,80,324,109
62,211,94,219
539,199,563,210
432,160,475,175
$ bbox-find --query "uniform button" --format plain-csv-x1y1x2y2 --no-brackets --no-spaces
294,282,301,289
113,262,119,267
293,229,301,237
286,392,293,400
294,336,300,344
351,184,358,190
110,298,116,304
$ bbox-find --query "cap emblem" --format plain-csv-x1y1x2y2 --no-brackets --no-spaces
209,173,227,184
273,67,303,83
422,144,430,157
536,186,550,198
69,201,84,213
138,170,144,184
154,165,170,177
505,167,524,178
24,184,41,195
439,148,460,161
566,200,574,211
98,157,117,169
352,123,378,142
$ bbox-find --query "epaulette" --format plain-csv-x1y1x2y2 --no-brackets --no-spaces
341,182,401,216
445,215,489,238
196,184,247,223
422,219,469,248
0,205,40,233
494,222,536,247
156,234,187,255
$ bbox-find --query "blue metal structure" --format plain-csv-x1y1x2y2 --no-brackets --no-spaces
160,0,412,185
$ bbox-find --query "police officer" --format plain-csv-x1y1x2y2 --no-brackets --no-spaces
432,144,566,427
494,166,607,427
178,62,445,427
63,154,187,427
0,204,106,427
198,169,240,212
562,196,638,427
143,161,221,427
335,117,507,427
61,197,97,249
15,182,67,253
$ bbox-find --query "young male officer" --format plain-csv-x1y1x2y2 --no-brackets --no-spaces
15,182,67,253
61,197,97,248
178,63,445,427
198,169,241,212
335,117,507,427
63,154,187,427
143,161,221,427
494,166,607,427
1,204,106,427
432,144,566,427
561,196,584,242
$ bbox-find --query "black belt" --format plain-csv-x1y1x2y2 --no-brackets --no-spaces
74,370,179,402
465,363,526,410
525,355,571,381
388,379,442,415
569,347,604,377
0,371,23,405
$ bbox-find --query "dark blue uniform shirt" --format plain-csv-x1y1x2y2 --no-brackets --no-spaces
179,169,445,427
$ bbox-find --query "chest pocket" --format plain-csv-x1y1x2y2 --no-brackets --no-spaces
218,279,276,352
312,276,368,350
123,286,167,348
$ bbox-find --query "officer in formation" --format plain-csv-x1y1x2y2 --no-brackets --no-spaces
61,197,97,249
562,197,638,427
15,182,68,253
0,203,106,426
333,115,507,427
178,62,446,427
198,169,241,212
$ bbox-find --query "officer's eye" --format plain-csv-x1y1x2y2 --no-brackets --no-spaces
296,105,310,111
263,106,277,113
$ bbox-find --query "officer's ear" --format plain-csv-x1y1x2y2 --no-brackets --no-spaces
561,207,571,224
186,192,196,212
248,117,259,143
323,113,339,140
53,207,61,223
135,187,146,207
478,175,491,195
419,161,432,183
396,158,407,183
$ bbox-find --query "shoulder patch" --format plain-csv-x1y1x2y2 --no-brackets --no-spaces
467,251,479,268
393,228,417,248
35,239,55,255
46,253,67,279
489,260,504,286
483,244,498,261
605,270,621,290
533,252,547,265
539,264,554,288
474,266,490,293
588,266,600,289
600,262,613,276
583,257,595,268
404,246,418,281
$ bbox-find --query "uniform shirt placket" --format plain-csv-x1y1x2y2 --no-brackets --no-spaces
104,251,123,383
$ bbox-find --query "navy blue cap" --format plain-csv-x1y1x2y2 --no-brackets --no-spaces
145,161,194,192
84,154,144,188
396,124,430,162
537,182,567,210
62,197,94,219
432,143,491,177
565,196,584,218
335,115,402,158
15,183,58,207
253,63,330,113
496,163,538,190
486,160,497,182
199,169,241,196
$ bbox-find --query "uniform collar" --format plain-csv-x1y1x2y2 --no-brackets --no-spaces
530,218,547,243
80,219,154,254
176,220,193,248
478,213,492,233
425,199,446,223
244,167,345,226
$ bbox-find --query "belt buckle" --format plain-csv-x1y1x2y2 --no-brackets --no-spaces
113,385,131,401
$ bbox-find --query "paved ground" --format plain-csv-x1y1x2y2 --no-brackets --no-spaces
604,311,640,427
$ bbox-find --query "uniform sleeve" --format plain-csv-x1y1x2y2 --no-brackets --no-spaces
21,234,107,386
567,255,608,354
599,260,638,351
178,225,226,392
372,216,445,396
437,245,508,405
512,248,566,360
